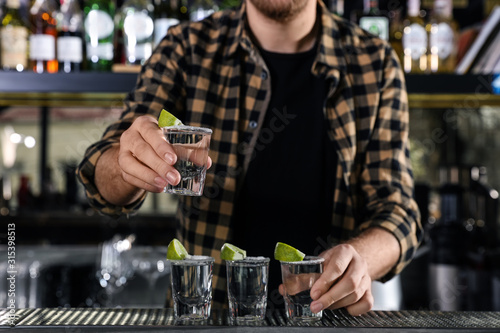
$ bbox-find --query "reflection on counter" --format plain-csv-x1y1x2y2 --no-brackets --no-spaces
0,242,171,309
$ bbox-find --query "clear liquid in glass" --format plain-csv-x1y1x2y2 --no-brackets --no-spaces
170,256,213,321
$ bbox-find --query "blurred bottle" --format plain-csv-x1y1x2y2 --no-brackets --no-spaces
55,0,84,72
429,166,467,311
189,0,217,22
464,166,498,310
17,174,34,213
83,0,115,71
116,0,154,66
29,0,59,73
427,0,458,73
0,177,11,216
328,0,344,17
1,0,29,71
402,0,427,73
358,0,389,41
63,162,79,210
153,0,181,47
389,6,403,65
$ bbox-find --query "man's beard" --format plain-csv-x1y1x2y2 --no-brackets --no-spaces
248,0,310,22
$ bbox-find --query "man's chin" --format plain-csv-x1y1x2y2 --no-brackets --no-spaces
248,0,309,22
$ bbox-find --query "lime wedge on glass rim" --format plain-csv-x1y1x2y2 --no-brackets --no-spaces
158,109,183,128
274,242,305,262
220,243,247,260
166,238,189,260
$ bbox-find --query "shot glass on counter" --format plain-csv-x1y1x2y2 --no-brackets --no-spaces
280,256,324,322
169,255,214,321
225,256,270,323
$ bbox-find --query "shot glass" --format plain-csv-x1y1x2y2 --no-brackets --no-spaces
280,256,324,322
163,125,212,196
225,257,270,323
169,255,214,321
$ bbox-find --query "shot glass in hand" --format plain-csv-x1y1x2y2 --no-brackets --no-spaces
280,256,324,322
163,125,212,196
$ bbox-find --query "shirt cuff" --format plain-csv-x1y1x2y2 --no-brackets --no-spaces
77,144,147,217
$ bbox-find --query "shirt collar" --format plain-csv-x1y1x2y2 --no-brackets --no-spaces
315,0,347,72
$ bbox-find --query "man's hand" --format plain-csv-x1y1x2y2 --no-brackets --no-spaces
309,244,374,316
95,115,212,206
118,115,181,193
305,228,400,316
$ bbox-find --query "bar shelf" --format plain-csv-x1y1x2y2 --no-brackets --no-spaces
0,72,499,108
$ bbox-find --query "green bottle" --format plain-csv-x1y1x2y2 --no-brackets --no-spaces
359,0,389,41
83,0,115,71
1,0,29,71
116,0,154,65
153,0,187,47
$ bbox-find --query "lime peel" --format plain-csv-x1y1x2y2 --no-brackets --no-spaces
167,238,190,260
220,243,247,260
158,109,183,128
274,242,305,262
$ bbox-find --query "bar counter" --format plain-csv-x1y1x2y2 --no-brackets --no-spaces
1,308,500,332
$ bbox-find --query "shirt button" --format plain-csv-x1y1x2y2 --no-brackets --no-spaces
248,120,258,129
261,70,268,80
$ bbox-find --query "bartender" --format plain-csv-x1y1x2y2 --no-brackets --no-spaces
77,0,422,315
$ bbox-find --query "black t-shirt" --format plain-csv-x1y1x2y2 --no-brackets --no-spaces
232,46,337,308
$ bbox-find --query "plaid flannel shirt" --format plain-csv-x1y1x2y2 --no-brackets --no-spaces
77,0,423,308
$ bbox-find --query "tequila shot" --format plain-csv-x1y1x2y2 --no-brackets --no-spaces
225,257,270,323
169,255,214,321
280,256,324,322
163,125,212,196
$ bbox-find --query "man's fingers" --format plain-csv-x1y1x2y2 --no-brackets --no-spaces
127,139,180,185
313,258,366,311
120,116,181,187
344,283,374,316
119,153,166,192
142,121,179,165
324,274,372,311
310,244,354,301
309,244,371,314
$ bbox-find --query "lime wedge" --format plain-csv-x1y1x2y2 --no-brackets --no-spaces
220,243,246,260
158,109,183,128
167,238,189,260
274,242,305,262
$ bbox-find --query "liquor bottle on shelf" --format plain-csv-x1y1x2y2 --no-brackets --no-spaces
389,6,404,65
153,0,181,47
402,0,428,73
358,0,389,41
427,0,458,73
29,0,59,73
328,0,344,17
55,0,84,72
189,0,217,22
83,0,115,71
115,0,154,66
0,0,29,71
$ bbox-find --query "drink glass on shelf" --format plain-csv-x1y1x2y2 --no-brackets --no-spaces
280,256,324,322
162,125,212,196
169,255,214,321
225,257,270,323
